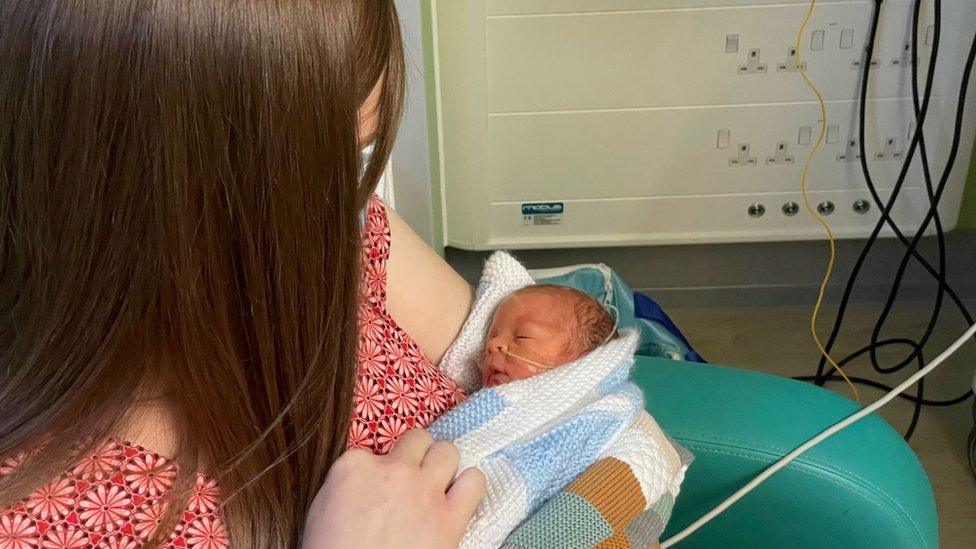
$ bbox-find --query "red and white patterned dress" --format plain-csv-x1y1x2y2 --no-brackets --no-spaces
0,441,223,549
351,197,467,454
0,196,467,548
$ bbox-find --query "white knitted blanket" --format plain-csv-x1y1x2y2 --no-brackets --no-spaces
429,252,687,548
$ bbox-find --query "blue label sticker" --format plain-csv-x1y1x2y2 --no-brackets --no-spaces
521,202,564,215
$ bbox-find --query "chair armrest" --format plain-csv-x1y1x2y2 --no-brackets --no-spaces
631,357,937,549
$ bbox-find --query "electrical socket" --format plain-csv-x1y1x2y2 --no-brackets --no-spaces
837,139,862,162
738,49,767,75
729,143,758,167
891,43,912,67
852,58,881,69
874,137,903,161
767,142,795,165
776,47,807,73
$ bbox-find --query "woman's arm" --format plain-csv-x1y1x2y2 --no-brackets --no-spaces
385,204,473,364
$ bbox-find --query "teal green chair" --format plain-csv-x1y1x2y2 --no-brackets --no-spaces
633,357,937,548
534,265,938,548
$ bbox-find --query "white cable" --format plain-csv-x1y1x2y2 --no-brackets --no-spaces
661,321,976,547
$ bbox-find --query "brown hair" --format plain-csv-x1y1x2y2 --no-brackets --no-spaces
516,285,618,354
0,1,404,546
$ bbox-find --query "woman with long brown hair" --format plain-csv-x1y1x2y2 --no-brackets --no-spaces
0,1,482,547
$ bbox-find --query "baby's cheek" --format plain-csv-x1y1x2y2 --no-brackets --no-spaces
506,360,539,381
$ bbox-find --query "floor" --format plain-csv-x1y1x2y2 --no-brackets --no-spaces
667,304,976,548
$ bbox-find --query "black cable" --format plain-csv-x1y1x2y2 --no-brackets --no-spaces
854,0,926,439
868,0,946,376
868,0,975,377
815,0,974,384
802,0,976,440
833,0,976,434
864,1,976,390
797,337,970,406
969,404,976,477
815,0,975,388
908,368,924,439
816,0,940,383
797,375,971,407
859,0,939,437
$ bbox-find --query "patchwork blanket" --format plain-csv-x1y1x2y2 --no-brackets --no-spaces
430,252,691,548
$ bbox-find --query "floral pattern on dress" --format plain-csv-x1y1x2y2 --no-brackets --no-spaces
0,513,36,549
0,441,226,549
0,196,467,547
349,197,466,454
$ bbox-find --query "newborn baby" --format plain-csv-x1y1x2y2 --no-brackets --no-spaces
481,284,617,387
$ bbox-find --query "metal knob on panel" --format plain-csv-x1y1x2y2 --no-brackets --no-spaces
853,199,871,214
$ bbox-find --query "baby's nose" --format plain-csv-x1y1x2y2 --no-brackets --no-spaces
486,336,508,354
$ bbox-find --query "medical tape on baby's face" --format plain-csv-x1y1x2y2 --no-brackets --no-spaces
499,303,620,371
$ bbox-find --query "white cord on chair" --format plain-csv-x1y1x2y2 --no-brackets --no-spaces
661,321,976,547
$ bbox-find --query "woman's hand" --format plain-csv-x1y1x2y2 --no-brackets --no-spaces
302,429,486,549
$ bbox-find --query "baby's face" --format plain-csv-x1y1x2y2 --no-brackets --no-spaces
481,290,585,387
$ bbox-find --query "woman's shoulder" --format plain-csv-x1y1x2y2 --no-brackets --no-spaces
362,195,392,266
0,439,227,549
381,200,473,365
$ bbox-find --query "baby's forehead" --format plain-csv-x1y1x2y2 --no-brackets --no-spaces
503,286,592,319
504,286,580,310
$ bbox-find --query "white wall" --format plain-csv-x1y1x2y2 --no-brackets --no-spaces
430,0,976,250
391,0,436,245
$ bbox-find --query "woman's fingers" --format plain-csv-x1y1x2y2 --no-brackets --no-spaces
388,428,434,464
446,467,486,521
307,438,483,549
421,441,461,488
384,429,484,526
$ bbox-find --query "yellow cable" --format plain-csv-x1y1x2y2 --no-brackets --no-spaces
795,0,861,402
